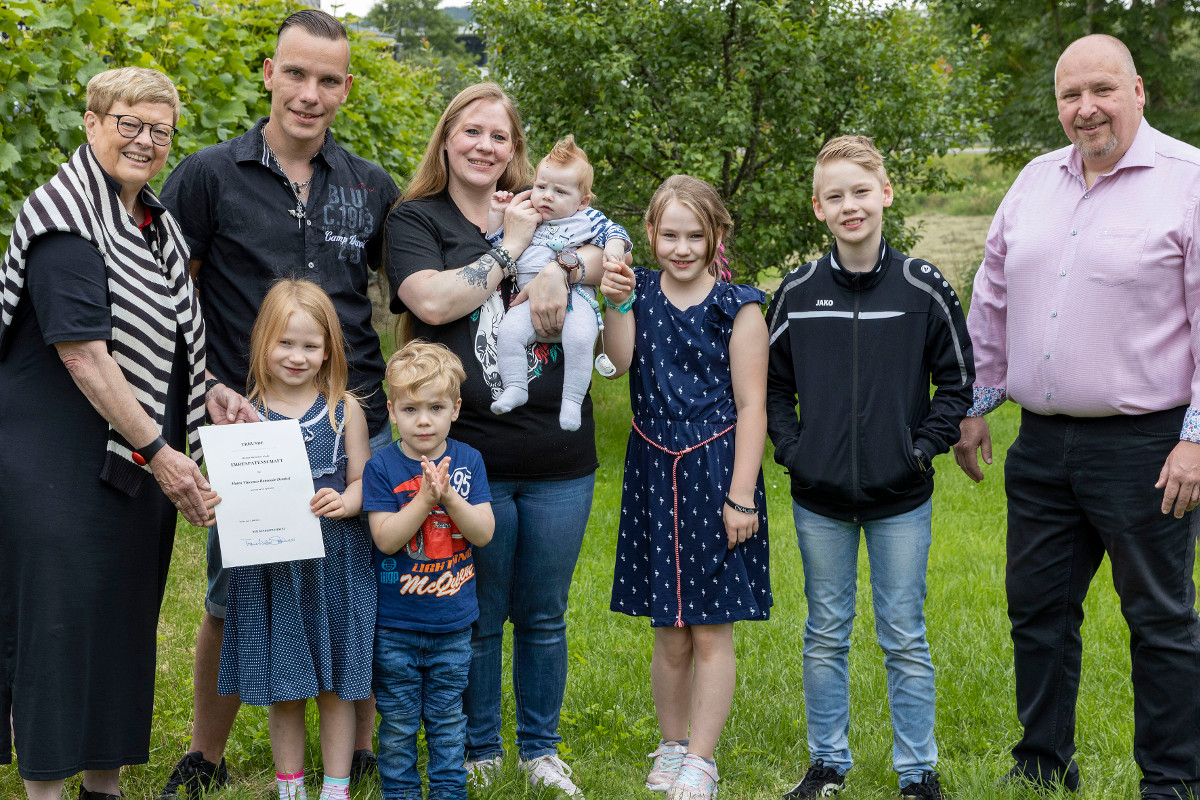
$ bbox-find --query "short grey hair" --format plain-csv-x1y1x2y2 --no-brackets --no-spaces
85,67,181,125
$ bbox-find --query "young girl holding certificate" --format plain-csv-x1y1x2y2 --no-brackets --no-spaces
217,279,376,800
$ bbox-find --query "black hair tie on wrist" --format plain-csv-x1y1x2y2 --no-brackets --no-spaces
724,495,756,515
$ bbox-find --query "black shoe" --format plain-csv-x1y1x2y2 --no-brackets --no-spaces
1000,763,1080,794
901,771,945,799
80,787,122,800
350,749,378,784
156,751,231,799
783,760,846,799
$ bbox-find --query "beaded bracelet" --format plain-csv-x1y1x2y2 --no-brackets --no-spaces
489,246,517,281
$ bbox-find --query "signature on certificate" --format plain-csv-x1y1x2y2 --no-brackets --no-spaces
241,535,298,547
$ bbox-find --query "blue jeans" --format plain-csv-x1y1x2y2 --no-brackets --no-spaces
463,474,595,761
203,424,394,617
373,626,472,800
792,499,937,788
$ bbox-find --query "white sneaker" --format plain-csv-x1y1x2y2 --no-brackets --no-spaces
464,754,503,787
646,742,688,791
519,753,584,797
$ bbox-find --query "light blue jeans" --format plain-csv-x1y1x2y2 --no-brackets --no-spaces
792,499,938,789
463,474,595,761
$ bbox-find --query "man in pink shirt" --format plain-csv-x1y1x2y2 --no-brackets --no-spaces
955,34,1200,799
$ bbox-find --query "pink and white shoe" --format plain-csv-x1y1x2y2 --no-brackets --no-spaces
645,742,688,791
668,753,719,800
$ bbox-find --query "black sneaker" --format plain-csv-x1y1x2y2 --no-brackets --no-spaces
783,760,845,799
1000,762,1080,793
79,787,122,800
350,749,379,784
156,751,230,799
901,771,945,799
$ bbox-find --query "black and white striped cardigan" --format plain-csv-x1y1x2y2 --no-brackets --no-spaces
0,144,206,496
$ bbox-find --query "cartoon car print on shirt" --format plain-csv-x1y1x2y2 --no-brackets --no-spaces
392,474,468,561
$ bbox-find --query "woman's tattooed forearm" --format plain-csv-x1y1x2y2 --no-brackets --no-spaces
461,254,494,288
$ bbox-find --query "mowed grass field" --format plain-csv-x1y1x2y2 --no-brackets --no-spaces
4,153,1188,799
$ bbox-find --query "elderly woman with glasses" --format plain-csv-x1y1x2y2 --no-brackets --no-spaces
0,67,234,800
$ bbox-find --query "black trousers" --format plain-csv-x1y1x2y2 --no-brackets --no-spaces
1005,407,1200,798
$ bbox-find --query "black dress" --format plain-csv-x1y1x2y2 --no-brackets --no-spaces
0,232,187,779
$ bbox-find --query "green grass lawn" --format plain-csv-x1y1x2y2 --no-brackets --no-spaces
4,369,1177,799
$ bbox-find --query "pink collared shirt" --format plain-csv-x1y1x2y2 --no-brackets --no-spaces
967,119,1200,441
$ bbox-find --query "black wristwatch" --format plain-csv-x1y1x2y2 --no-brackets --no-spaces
555,250,583,283
132,435,169,467
913,447,930,472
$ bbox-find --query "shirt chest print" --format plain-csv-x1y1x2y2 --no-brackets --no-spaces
320,183,375,264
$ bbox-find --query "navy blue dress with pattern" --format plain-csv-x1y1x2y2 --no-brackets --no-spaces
219,396,377,705
610,268,772,627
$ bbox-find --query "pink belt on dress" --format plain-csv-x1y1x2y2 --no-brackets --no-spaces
631,417,735,627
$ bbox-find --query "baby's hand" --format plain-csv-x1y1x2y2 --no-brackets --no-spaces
600,256,636,306
490,191,515,215
311,487,348,519
603,240,628,264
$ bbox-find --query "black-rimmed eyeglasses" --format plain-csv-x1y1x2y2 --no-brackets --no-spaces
106,113,177,146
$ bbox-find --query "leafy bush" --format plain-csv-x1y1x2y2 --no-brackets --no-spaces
474,0,1000,285
0,0,440,245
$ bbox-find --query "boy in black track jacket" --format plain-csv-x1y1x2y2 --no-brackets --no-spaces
766,136,972,800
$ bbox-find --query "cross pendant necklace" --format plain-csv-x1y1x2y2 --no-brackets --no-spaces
262,127,313,231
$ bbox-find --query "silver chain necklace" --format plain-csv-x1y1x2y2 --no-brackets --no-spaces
262,127,313,229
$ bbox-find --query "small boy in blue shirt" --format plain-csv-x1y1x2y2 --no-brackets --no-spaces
363,340,495,800
765,136,972,800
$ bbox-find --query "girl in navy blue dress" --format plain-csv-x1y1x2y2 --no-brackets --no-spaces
218,279,375,800
600,175,771,800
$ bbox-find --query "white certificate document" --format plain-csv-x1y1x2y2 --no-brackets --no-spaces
198,419,325,567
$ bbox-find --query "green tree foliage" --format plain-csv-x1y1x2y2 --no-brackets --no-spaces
366,0,467,57
362,0,481,104
474,0,998,283
0,0,441,244
942,0,1200,165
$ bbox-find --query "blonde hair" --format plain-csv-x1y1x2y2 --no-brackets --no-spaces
247,279,352,432
385,339,467,403
644,175,733,278
538,134,593,203
812,135,888,195
86,67,181,125
403,83,533,202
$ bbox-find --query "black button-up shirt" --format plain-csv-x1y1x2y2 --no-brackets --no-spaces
162,118,399,436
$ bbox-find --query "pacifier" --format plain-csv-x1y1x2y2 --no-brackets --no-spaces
594,353,617,377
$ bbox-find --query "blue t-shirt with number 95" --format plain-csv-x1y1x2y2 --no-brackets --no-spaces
362,438,491,632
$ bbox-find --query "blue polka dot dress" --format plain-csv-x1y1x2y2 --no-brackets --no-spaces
219,396,377,705
610,268,772,627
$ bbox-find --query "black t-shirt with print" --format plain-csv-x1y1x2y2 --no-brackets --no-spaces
385,192,598,481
